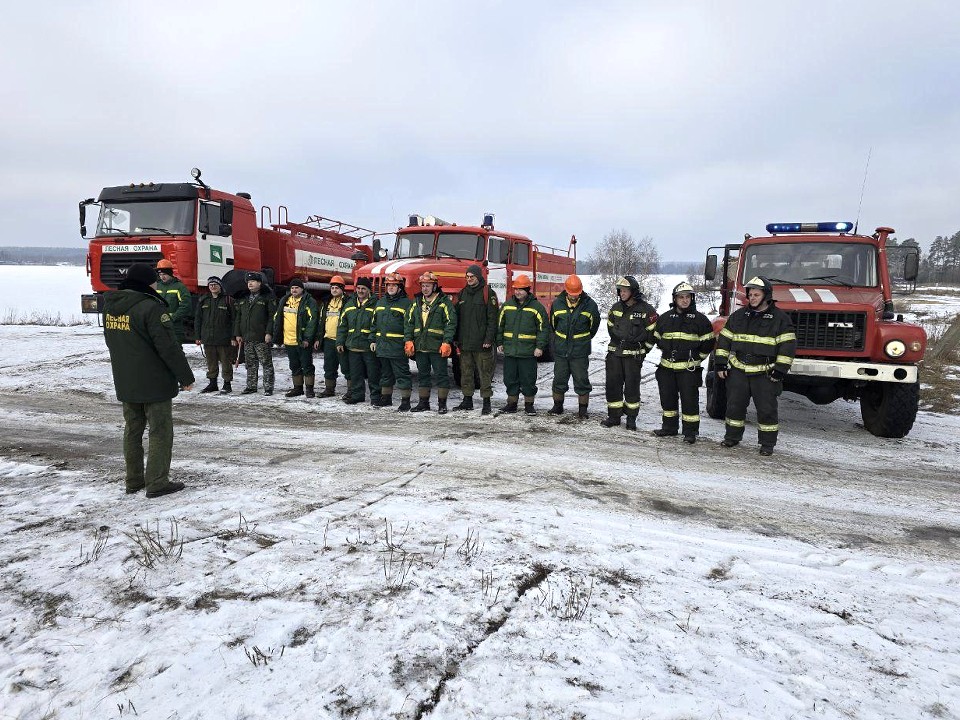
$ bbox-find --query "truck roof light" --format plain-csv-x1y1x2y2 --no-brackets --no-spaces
423,215,449,226
408,214,424,227
191,168,202,180
482,213,495,230
766,221,854,234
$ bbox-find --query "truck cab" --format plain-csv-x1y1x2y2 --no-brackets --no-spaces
704,222,925,438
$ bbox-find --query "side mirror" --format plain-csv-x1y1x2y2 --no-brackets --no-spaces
372,237,382,260
218,223,232,237
79,199,95,237
220,200,234,224
704,254,718,281
903,252,919,282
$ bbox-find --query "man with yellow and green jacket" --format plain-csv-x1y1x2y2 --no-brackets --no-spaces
155,259,192,343
268,279,319,398
372,273,413,410
549,274,601,419
496,274,549,415
404,271,457,414
337,277,381,405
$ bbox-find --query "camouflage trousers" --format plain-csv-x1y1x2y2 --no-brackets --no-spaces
244,341,274,392
122,400,173,493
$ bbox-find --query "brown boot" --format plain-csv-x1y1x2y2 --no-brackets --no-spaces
285,375,304,397
318,379,336,398
304,375,315,398
548,392,564,415
577,394,589,419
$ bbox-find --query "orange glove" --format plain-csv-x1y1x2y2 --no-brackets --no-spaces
404,341,415,357
440,342,452,358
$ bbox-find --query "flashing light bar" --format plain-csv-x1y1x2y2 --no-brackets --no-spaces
766,221,854,234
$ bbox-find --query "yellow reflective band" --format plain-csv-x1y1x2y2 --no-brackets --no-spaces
385,333,403,338
427,328,443,334
624,401,640,410
610,310,623,317
720,327,734,339
391,307,405,314
700,332,716,341
729,356,773,373
573,332,590,339
580,311,593,319
555,331,567,339
645,322,657,332
715,348,730,358
553,309,568,316
660,331,706,342
518,334,537,339
682,413,700,423
775,332,796,343
725,332,777,346
758,423,779,432
608,401,624,408
725,418,745,427
775,355,794,366
659,359,700,370
662,410,679,418
503,332,515,338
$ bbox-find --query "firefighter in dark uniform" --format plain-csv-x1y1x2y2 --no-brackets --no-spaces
405,271,457,414
715,276,796,455
651,282,715,443
549,274,601,418
496,274,549,415
337,277,381,405
372,273,413,410
602,276,658,430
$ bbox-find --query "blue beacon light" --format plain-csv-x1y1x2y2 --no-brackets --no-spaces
766,221,854,234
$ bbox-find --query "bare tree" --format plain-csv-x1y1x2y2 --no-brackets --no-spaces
685,263,720,314
587,229,663,311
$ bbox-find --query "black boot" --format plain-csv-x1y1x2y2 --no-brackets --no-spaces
683,434,697,444
453,396,474,411
577,404,588,420
319,380,336,398
625,416,637,431
524,401,537,416
437,399,448,415
548,394,564,415
481,398,492,415
397,397,411,412
200,380,218,393
285,386,304,398
600,413,621,428
241,387,258,395
410,398,431,413
220,381,232,394
375,395,393,407
500,400,518,414
653,428,677,437
304,384,315,398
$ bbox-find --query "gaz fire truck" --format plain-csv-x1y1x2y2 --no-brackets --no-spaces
703,221,925,438
80,169,381,330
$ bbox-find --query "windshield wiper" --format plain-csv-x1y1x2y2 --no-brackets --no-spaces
764,277,803,286
437,250,458,259
805,274,854,287
136,226,174,236
101,227,131,238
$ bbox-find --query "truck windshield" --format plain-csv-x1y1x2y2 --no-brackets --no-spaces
742,242,878,288
96,200,195,237
394,232,484,260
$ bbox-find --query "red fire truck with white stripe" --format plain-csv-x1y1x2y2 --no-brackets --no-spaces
703,221,925,437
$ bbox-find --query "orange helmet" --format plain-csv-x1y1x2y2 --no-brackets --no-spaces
513,274,532,290
564,275,583,295
418,271,438,284
384,272,403,285
156,259,174,271
330,275,346,287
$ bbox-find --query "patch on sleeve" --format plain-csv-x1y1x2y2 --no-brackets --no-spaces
160,313,173,325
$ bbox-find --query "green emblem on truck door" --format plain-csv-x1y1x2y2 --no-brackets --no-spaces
210,245,223,263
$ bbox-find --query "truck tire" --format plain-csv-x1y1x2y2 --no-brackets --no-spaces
705,354,727,419
859,381,920,438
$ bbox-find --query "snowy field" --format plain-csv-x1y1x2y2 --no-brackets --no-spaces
0,265,91,323
0,268,958,720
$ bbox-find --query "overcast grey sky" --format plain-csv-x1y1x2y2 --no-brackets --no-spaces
2,1,958,260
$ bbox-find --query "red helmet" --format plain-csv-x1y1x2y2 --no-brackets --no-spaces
156,259,174,271
330,275,346,287
384,273,403,285
513,274,532,289
564,275,583,295
418,271,438,285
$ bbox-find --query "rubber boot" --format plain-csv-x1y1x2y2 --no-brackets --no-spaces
524,400,537,416
376,389,394,407
285,375,304,397
397,396,412,412
577,394,589,420
453,396,474,411
437,398,448,415
319,379,336,398
500,396,519,414
548,392,564,415
481,397,492,415
410,389,431,413
625,415,638,431
220,381,232,394
600,411,621,428
304,375,315,398
653,428,678,437
200,379,219,393
683,434,697,444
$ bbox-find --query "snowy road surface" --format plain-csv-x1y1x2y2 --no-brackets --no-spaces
0,324,958,720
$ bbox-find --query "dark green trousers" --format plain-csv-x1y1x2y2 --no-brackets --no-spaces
379,356,412,391
552,355,591,396
285,344,315,377
504,356,538,397
322,338,349,381
122,400,173,492
347,351,381,402
415,352,450,389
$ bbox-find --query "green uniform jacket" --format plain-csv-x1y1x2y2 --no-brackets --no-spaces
337,295,378,351
497,294,549,358
271,291,319,346
156,276,192,341
405,293,457,353
456,280,499,351
194,293,234,345
103,289,195,403
233,289,277,342
607,298,658,358
715,302,796,375
653,306,715,371
374,292,412,359
550,291,601,359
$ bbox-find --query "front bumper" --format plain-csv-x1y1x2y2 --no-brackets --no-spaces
789,357,918,384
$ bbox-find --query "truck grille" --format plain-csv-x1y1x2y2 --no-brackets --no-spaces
99,252,165,288
788,311,866,351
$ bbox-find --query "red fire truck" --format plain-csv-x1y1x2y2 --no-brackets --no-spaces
80,169,381,322
703,221,925,438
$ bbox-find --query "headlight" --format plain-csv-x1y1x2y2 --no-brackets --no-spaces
909,341,922,352
884,340,906,358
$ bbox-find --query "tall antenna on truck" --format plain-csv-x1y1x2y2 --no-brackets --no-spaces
853,147,871,235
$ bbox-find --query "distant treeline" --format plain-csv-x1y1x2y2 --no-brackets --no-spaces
577,259,698,275
0,247,86,265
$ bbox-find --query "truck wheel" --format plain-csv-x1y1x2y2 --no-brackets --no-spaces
859,381,919,438
705,354,726,419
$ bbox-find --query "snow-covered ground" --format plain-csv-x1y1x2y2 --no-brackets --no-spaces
0,268,958,720
0,265,91,323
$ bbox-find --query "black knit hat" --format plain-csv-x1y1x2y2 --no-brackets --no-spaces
206,276,223,288
120,262,157,291
289,278,304,289
356,277,372,289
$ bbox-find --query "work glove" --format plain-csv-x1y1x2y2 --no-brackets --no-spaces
769,368,786,382
404,341,415,357
440,342,452,358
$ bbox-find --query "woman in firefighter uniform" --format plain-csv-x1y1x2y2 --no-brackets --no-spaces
372,273,413,410
714,276,796,455
651,282,715,443
404,271,457,414
602,276,658,430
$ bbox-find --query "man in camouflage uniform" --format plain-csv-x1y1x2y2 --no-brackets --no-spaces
103,262,195,498
234,271,277,395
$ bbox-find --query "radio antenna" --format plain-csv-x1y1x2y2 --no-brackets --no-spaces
853,147,871,234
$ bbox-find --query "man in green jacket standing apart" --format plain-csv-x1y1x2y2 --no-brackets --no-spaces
454,264,499,415
155,259,192,343
104,262,195,498
549,274,601,419
405,271,458,414
497,274,549,415
194,276,235,394
268,279,319,398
